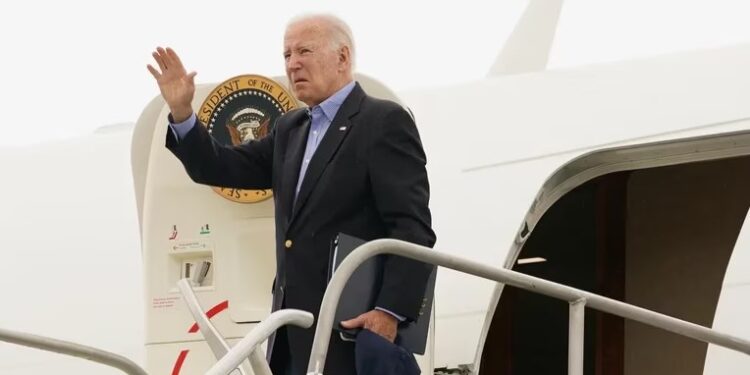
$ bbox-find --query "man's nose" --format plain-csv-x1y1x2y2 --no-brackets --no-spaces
286,54,301,70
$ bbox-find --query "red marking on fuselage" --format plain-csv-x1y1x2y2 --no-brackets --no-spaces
171,300,229,374
188,300,229,333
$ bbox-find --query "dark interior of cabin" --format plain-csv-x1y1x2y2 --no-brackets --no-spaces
479,156,750,375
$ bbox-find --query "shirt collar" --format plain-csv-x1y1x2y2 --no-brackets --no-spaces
308,81,356,122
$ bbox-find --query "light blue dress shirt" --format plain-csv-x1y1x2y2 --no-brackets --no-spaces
169,81,405,322
294,81,356,198
169,112,197,139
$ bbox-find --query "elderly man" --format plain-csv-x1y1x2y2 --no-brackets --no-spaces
148,14,435,374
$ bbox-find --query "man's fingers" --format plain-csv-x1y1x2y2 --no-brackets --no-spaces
166,47,185,71
158,46,174,70
341,312,396,342
146,64,161,80
186,71,197,85
340,315,365,329
152,50,167,72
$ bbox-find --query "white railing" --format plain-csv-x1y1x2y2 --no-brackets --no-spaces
0,281,312,375
178,278,269,375
5,239,750,375
177,278,314,375
306,239,750,375
0,327,148,375
205,309,314,375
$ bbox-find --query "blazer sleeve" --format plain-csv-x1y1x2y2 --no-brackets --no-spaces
368,105,437,321
165,116,275,190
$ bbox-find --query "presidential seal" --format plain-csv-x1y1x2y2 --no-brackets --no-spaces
198,75,299,203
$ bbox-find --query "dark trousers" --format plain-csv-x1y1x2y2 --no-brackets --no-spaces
269,326,295,375
268,298,356,375
268,326,357,375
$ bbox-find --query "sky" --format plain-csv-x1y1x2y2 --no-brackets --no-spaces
1,0,750,147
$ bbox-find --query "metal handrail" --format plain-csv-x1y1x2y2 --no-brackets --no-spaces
178,279,234,363
179,276,313,375
177,278,270,375
206,309,314,375
306,239,750,375
0,281,312,375
0,327,148,375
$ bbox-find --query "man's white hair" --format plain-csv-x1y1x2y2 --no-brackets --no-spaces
287,13,356,69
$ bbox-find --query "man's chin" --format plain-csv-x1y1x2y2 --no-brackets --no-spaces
291,89,308,103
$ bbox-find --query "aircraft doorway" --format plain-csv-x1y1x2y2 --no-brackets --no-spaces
480,156,750,375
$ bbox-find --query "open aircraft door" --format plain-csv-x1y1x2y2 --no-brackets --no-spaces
476,130,750,375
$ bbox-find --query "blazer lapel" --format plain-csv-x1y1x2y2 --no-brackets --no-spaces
289,84,365,224
280,111,311,221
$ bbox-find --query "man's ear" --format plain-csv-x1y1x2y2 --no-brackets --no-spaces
338,45,351,70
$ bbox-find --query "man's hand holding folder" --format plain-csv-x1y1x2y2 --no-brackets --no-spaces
340,309,398,342
328,233,437,355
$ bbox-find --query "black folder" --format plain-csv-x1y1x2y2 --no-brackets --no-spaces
328,233,437,354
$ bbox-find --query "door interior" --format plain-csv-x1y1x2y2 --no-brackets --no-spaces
480,155,750,374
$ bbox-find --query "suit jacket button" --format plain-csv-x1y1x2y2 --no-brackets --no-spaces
285,239,293,249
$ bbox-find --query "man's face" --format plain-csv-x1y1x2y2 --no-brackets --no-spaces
283,21,342,106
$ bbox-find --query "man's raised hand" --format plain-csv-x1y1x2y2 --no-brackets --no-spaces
147,47,197,123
